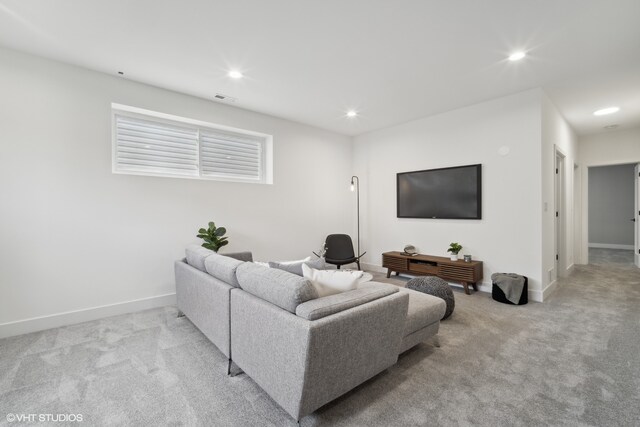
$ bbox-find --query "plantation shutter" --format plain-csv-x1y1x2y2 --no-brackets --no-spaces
114,115,199,176
200,130,263,180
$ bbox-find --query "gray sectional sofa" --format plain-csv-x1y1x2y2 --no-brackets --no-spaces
175,245,446,422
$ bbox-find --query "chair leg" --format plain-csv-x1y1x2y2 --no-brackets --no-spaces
337,265,341,269
227,359,232,376
356,261,361,270
177,310,185,318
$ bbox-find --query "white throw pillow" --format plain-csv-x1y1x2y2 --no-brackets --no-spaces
302,264,363,297
279,256,311,265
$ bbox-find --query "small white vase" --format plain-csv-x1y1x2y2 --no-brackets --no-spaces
450,254,458,261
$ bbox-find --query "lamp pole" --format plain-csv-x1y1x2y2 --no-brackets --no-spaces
351,176,360,259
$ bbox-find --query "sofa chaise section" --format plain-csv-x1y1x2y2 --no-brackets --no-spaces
397,287,446,353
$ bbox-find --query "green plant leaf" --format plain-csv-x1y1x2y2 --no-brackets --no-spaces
197,221,229,253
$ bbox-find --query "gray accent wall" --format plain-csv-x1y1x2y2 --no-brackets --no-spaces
588,164,635,246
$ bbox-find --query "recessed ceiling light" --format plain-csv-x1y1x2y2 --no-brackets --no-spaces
508,51,526,61
346,110,357,118
228,70,243,79
117,71,124,75
593,107,619,116
604,124,619,129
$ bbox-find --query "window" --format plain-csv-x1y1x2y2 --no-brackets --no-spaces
112,104,272,184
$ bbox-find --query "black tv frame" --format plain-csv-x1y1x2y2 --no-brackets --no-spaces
396,164,482,220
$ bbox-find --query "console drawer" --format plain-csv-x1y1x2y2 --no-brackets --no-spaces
409,263,439,275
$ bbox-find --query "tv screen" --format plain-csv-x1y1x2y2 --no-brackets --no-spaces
397,164,482,219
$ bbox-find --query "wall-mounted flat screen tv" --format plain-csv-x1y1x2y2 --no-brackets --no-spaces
397,164,482,219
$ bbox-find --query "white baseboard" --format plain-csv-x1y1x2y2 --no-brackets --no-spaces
541,280,558,302
589,243,634,250
0,293,176,339
362,261,498,294
363,261,546,302
361,262,387,274
566,263,575,276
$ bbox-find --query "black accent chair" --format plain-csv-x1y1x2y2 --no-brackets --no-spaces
315,234,366,270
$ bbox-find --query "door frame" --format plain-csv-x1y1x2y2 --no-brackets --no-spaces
581,161,639,266
573,162,581,268
635,163,640,267
554,146,567,279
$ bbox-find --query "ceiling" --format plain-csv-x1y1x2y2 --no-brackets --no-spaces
1,0,639,136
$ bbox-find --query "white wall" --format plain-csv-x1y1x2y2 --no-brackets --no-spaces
353,89,544,299
578,126,640,262
541,93,579,297
588,164,635,247
0,47,353,336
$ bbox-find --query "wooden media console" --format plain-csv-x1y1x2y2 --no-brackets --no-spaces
382,251,483,295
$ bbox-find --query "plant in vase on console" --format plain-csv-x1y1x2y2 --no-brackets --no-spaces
447,242,462,261
197,221,229,252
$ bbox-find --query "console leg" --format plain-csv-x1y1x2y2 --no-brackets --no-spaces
471,282,478,291
463,282,471,295
395,271,400,276
386,269,392,278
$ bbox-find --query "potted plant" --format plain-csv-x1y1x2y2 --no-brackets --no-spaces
197,221,229,252
447,242,462,261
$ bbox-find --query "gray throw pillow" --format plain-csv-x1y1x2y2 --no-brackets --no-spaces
268,257,326,276
236,263,318,313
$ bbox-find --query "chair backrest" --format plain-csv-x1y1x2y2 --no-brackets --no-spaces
325,234,356,260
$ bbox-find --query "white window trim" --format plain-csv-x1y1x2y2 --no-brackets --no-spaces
111,103,273,184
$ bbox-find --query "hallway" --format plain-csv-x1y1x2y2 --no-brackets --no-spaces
589,247,635,267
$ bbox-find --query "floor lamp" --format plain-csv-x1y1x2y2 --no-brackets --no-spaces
350,176,362,261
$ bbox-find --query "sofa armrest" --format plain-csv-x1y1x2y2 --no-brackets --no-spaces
175,260,234,357
296,282,398,320
230,288,409,420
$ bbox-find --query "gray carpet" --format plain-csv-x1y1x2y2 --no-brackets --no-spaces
1,263,640,426
589,247,635,266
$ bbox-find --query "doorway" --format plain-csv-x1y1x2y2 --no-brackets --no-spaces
587,163,637,266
